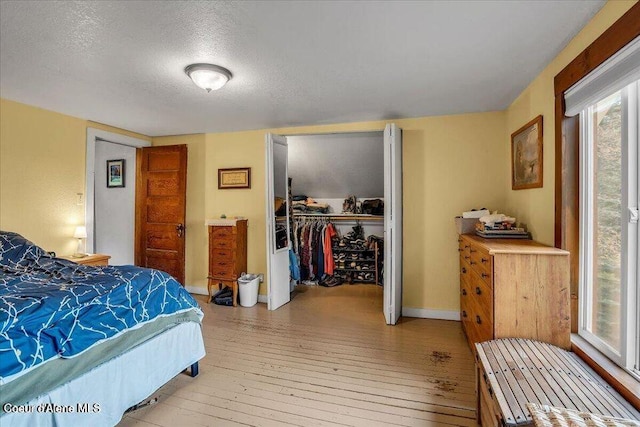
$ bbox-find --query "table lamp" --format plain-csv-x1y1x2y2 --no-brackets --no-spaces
73,226,87,258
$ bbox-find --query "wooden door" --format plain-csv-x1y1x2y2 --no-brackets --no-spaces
135,145,187,284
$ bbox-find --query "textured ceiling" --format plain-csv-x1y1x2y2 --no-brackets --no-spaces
0,1,604,137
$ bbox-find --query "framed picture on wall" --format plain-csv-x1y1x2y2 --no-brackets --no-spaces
218,167,251,189
107,159,125,188
511,115,543,190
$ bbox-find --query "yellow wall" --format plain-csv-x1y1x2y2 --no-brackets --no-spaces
503,0,636,245
0,98,150,254
3,0,631,313
160,112,507,312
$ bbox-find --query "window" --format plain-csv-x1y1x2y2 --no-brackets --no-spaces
579,79,639,375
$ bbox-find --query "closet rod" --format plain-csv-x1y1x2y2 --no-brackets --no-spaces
292,214,383,221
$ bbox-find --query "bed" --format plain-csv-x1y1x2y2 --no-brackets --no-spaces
0,231,205,426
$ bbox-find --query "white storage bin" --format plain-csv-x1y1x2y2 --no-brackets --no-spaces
238,273,259,307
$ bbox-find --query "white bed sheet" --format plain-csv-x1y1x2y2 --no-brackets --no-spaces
1,321,205,427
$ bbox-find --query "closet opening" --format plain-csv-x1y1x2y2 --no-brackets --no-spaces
265,125,403,324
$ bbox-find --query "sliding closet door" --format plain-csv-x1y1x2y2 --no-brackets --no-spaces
384,123,403,325
265,133,291,310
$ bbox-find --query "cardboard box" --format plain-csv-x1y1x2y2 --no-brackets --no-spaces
455,217,479,234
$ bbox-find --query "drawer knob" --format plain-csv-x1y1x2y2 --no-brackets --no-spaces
462,310,468,318
457,248,463,252
476,315,482,324
481,257,488,264
462,289,467,296
464,256,470,260
475,287,482,295
464,245,469,249
461,267,467,274
469,261,476,265
481,272,489,279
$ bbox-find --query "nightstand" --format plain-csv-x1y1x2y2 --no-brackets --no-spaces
59,253,111,266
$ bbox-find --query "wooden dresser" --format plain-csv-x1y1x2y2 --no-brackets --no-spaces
207,219,248,306
458,234,570,350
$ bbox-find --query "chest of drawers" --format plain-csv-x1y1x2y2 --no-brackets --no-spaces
207,219,248,306
458,234,571,350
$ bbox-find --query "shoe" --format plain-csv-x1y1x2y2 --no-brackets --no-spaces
212,286,232,300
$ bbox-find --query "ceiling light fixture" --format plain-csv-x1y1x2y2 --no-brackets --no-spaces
184,63,232,92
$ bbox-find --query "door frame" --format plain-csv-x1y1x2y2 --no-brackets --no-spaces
85,128,150,253
265,128,403,323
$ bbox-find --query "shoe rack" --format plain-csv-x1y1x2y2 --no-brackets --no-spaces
332,243,380,284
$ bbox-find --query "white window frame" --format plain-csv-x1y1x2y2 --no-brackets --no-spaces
578,81,639,376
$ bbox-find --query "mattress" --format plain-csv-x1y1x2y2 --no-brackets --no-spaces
1,310,201,407
0,321,205,427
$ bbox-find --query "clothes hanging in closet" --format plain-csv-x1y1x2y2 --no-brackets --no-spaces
292,218,336,283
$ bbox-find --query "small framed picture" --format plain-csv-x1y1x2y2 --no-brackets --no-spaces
511,115,543,190
107,159,125,188
218,167,251,189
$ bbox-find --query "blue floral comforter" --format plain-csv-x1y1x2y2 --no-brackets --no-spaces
0,231,202,380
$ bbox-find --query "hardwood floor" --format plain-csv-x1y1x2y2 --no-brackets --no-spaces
119,285,477,427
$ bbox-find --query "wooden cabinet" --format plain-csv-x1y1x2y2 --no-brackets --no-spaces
60,253,110,266
458,234,570,350
207,219,248,306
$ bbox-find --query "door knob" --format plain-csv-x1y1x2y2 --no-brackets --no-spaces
176,223,185,237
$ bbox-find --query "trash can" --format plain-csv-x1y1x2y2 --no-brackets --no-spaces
238,273,259,307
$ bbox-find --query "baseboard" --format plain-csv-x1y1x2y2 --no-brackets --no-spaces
402,307,460,321
185,285,208,296
257,294,268,304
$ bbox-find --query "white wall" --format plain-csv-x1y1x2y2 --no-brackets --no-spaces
287,132,384,198
94,140,136,265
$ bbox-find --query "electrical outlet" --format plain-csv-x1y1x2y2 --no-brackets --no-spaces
76,193,83,206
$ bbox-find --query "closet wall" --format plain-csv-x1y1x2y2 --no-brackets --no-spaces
287,132,384,237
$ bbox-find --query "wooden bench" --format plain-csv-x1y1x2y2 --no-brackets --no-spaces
476,338,640,426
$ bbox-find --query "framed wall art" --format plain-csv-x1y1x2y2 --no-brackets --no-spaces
218,167,251,189
511,115,543,190
107,159,125,188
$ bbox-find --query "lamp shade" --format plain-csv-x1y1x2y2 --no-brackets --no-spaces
73,226,87,239
185,63,232,92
